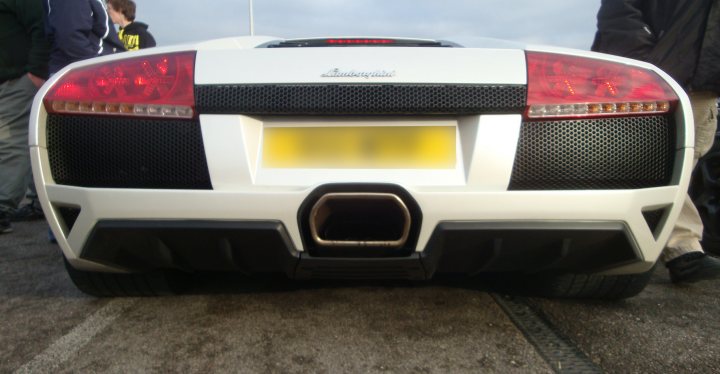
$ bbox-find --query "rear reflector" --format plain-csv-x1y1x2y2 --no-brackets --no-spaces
44,51,196,119
525,52,678,119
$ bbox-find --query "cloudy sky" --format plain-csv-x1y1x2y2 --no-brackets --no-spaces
135,0,601,50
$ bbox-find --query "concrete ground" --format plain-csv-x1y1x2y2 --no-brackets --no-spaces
2,220,719,373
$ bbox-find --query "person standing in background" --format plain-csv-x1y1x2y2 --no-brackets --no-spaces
0,0,50,233
593,0,720,283
107,0,156,51
43,0,125,75
41,0,124,243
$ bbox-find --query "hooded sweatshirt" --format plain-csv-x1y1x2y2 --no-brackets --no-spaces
118,21,156,51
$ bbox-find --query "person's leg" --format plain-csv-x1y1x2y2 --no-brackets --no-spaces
664,91,720,282
662,195,705,262
0,76,37,233
12,182,45,221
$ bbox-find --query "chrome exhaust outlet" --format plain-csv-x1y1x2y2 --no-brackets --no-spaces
309,192,412,248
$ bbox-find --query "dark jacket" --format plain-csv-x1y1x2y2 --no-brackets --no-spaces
592,0,720,93
0,0,50,81
119,22,156,51
43,0,124,74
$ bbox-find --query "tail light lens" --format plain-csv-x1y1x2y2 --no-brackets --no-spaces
44,51,196,119
526,51,678,120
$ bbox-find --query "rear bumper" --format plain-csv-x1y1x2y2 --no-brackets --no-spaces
38,182,685,276
76,219,642,279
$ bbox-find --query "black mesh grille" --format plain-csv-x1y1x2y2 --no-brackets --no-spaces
195,84,526,115
509,116,675,190
47,115,212,189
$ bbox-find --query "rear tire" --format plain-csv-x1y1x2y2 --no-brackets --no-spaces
528,266,656,300
64,258,191,297
490,264,657,300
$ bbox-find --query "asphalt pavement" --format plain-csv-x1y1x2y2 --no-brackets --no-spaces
1,220,719,373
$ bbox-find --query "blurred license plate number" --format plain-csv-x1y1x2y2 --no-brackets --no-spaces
263,126,456,168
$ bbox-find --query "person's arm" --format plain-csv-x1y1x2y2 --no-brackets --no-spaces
89,0,123,54
51,1,99,60
591,0,655,61
17,0,50,81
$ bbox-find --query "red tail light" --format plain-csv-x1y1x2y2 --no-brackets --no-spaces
526,52,678,120
326,38,395,45
44,51,196,119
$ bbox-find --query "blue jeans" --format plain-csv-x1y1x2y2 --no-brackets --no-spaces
0,75,37,216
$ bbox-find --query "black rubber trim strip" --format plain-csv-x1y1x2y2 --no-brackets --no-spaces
491,294,603,373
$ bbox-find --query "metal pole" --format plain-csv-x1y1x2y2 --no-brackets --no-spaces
249,0,255,36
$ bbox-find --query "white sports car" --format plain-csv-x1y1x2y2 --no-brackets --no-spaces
30,37,693,298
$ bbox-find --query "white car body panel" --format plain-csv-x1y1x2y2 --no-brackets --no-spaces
28,36,695,282
195,48,526,85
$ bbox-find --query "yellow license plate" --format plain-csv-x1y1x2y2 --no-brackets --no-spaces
262,126,456,168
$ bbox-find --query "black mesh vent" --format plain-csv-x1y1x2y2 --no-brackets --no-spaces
509,116,675,190
195,84,526,115
47,115,212,189
642,208,668,238
57,206,81,233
